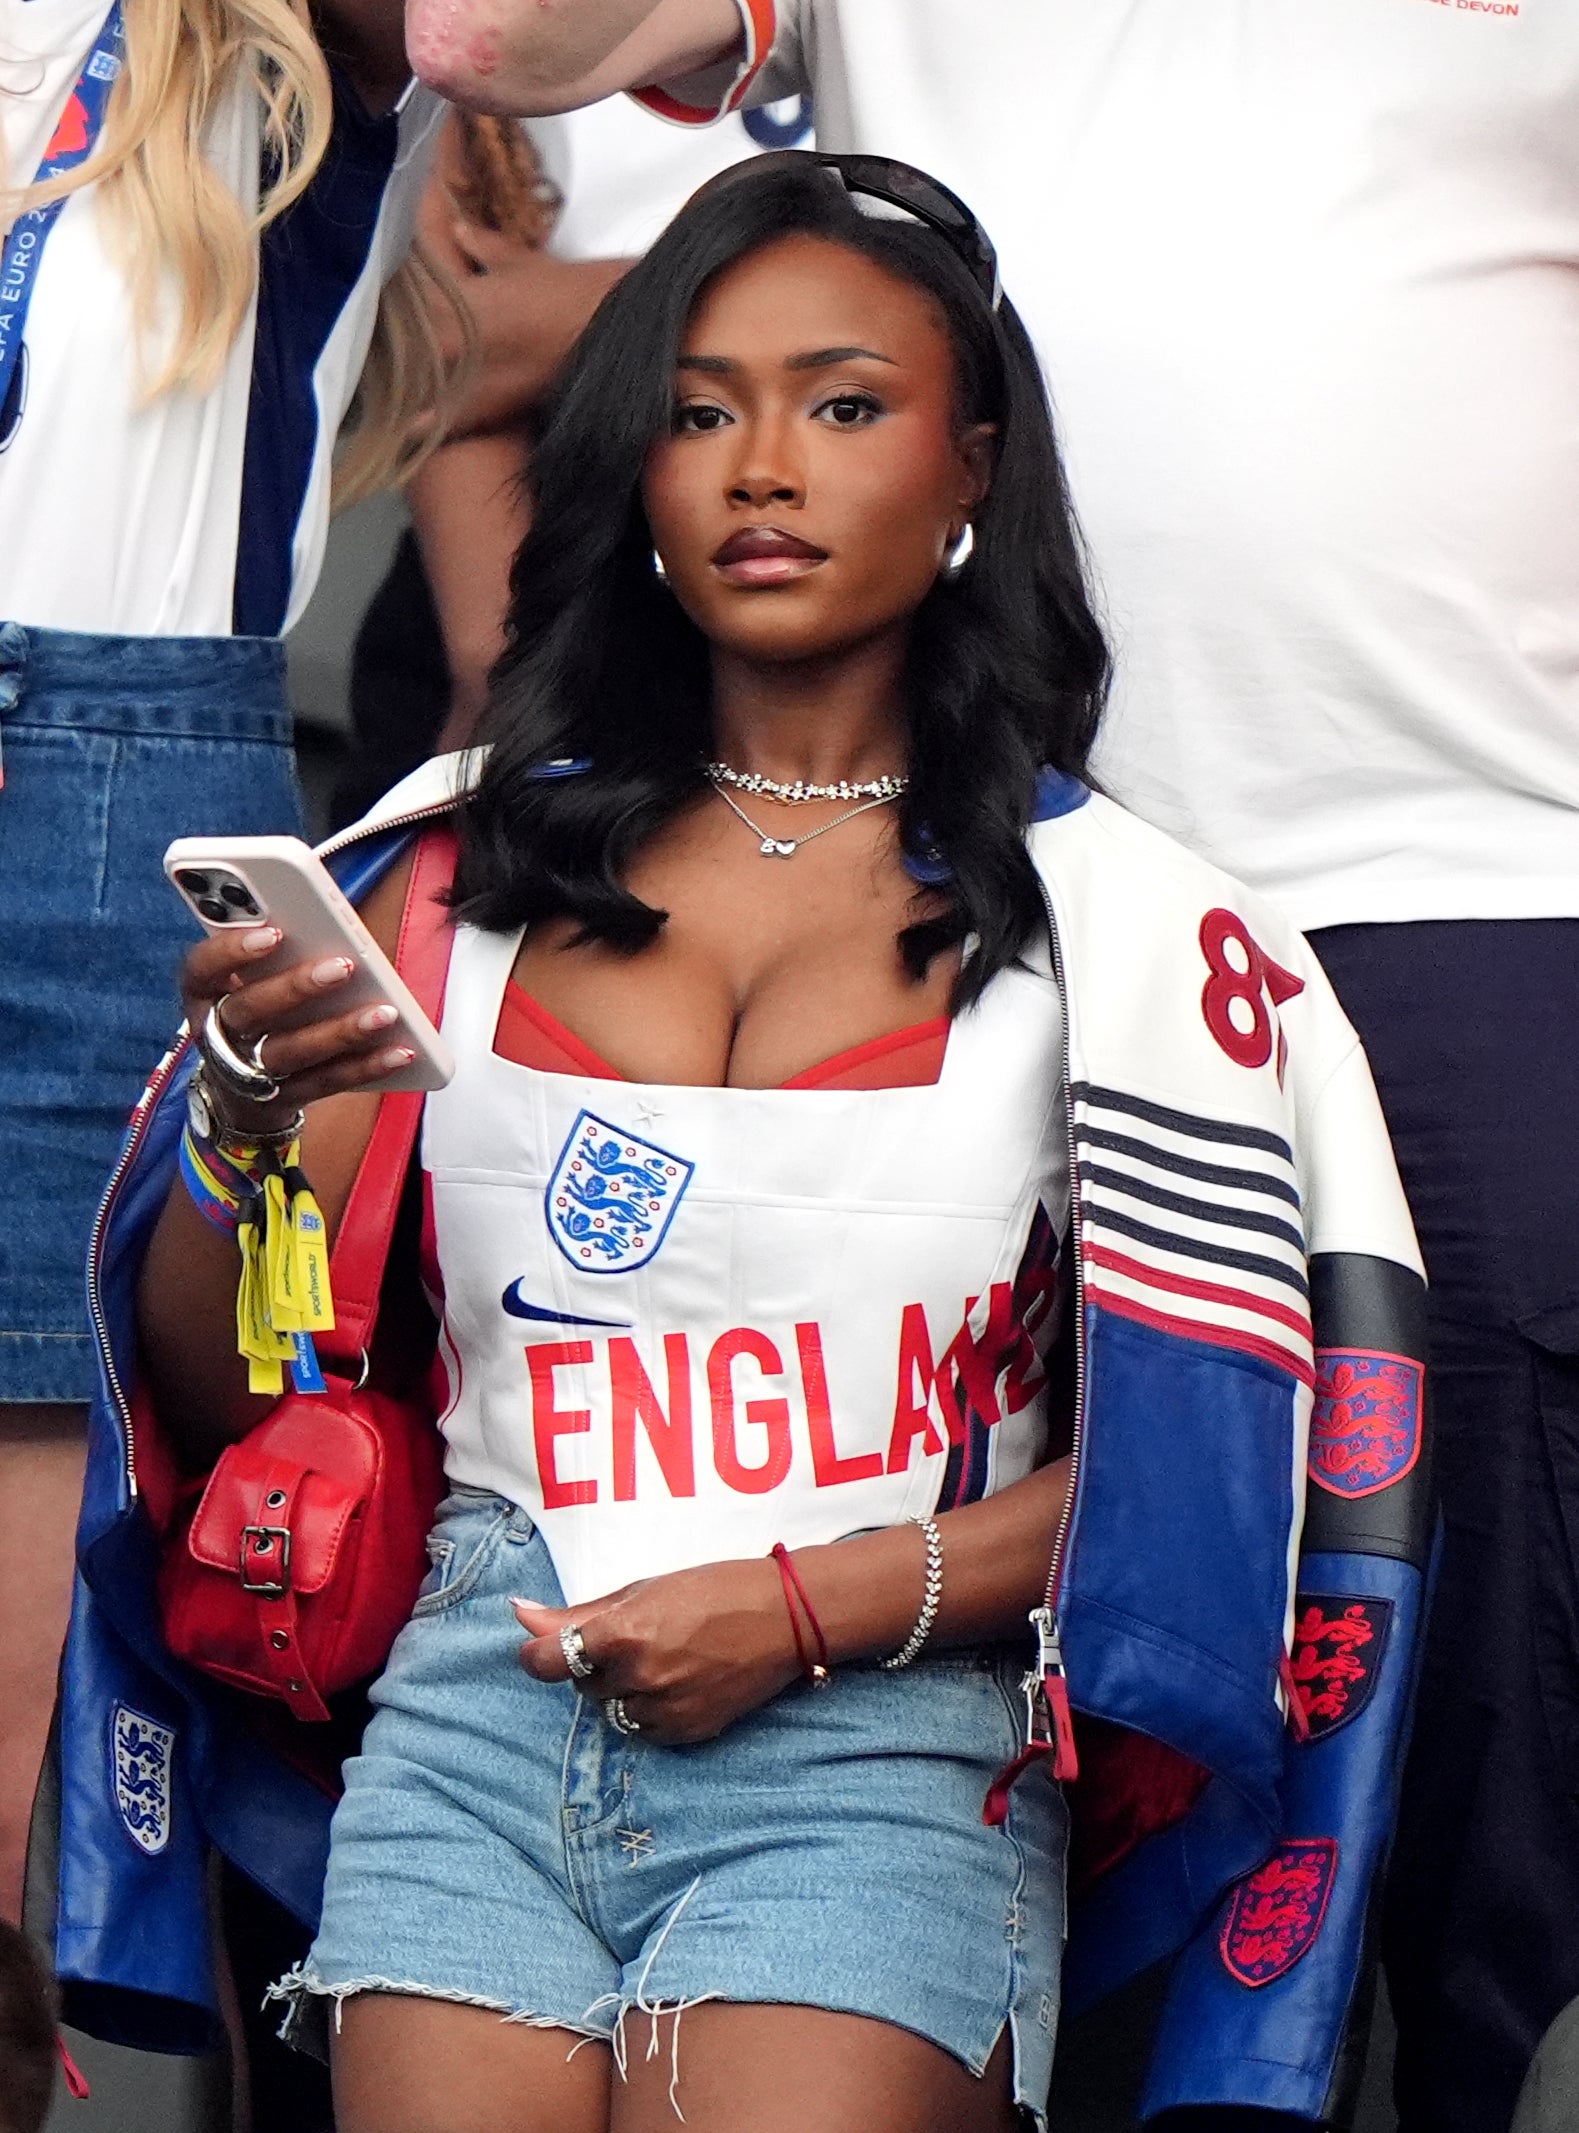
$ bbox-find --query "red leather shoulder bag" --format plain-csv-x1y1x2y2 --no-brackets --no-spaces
158,830,456,1722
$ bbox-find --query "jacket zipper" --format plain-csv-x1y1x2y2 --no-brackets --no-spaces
86,795,460,1503
1026,880,1084,1781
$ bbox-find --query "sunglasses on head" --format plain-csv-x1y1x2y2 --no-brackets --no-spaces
706,150,1003,313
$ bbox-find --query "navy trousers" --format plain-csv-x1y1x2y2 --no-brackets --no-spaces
1309,922,1579,2133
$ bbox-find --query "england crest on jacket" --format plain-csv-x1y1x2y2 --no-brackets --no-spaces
111,1704,175,1856
545,1110,694,1272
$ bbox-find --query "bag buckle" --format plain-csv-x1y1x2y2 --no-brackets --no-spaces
239,1523,292,1596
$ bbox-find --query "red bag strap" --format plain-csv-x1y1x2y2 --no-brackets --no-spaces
318,826,459,1368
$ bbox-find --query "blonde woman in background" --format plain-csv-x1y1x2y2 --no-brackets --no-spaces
0,0,445,1926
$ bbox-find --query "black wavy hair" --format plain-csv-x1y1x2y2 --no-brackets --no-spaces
452,158,1109,1007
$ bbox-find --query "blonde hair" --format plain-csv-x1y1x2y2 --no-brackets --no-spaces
3,0,450,498
336,112,562,506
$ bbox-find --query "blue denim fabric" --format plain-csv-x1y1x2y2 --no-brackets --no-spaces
275,1488,1069,2126
0,624,301,1401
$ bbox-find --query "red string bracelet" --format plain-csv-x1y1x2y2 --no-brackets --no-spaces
770,1543,832,1687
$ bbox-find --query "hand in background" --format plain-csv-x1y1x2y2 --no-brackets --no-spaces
431,219,632,438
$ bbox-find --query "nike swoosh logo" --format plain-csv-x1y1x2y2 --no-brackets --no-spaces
500,1281,630,1329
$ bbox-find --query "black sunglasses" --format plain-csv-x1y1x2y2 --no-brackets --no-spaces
701,149,1003,313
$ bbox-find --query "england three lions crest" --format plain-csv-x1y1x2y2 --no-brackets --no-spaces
112,1704,175,1856
1219,1837,1339,1988
1309,1349,1422,1499
546,1111,694,1273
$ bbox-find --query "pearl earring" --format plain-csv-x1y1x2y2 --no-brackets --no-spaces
944,524,975,577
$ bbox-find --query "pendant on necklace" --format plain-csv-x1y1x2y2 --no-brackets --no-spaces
759,838,797,857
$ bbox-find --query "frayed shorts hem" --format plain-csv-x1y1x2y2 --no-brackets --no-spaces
267,1964,1049,2129
266,1961,613,2066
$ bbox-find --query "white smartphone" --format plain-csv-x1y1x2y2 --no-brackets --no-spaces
164,834,455,1094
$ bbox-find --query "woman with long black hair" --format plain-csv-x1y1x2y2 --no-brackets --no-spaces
105,155,1427,2132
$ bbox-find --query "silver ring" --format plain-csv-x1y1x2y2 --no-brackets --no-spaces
201,998,281,1105
560,1623,595,1681
604,1697,641,1736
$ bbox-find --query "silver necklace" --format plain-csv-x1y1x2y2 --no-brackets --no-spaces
708,775,899,858
705,760,908,805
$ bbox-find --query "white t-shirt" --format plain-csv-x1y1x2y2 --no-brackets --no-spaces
525,87,812,264
646,0,1579,931
0,0,442,638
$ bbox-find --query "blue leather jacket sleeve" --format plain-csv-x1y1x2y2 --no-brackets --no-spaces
1142,1253,1432,2126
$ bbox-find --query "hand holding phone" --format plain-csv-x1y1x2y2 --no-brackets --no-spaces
165,836,454,1122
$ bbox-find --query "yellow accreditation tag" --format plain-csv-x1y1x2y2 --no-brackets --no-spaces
264,1167,301,1331
228,1139,333,1394
236,1199,286,1396
287,1170,336,1335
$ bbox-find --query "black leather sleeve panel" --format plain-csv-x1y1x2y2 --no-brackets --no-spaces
1304,1252,1432,1569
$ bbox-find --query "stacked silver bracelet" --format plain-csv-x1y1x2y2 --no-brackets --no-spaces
880,1515,944,1670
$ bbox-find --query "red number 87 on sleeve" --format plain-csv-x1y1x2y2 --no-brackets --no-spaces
1199,908,1305,1080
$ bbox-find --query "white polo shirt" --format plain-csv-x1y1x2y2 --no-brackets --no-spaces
645,0,1579,933
527,85,812,263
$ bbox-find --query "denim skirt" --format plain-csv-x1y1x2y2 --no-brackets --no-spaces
0,623,302,1402
273,1488,1070,2128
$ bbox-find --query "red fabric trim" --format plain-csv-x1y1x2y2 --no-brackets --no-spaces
1086,1243,1314,1345
780,1017,949,1090
631,84,722,126
631,0,776,123
984,1740,1054,1828
1087,1285,1316,1389
727,0,776,104
499,981,947,1092
496,982,623,1080
57,2035,90,2100
1046,1668,1080,1780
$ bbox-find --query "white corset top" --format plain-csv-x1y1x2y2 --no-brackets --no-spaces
421,923,1070,1606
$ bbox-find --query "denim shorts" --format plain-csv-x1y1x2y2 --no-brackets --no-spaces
274,1488,1069,2127
0,623,302,1402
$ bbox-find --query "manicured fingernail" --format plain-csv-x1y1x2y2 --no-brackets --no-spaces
312,956,354,986
358,1004,398,1033
242,927,281,953
379,1045,416,1070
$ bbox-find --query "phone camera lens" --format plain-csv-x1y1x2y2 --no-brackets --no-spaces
174,870,212,899
218,881,261,916
195,895,232,924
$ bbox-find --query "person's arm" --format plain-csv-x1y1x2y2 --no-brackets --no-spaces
429,220,632,440
406,201,632,740
408,429,533,747
136,856,416,1472
405,0,744,117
